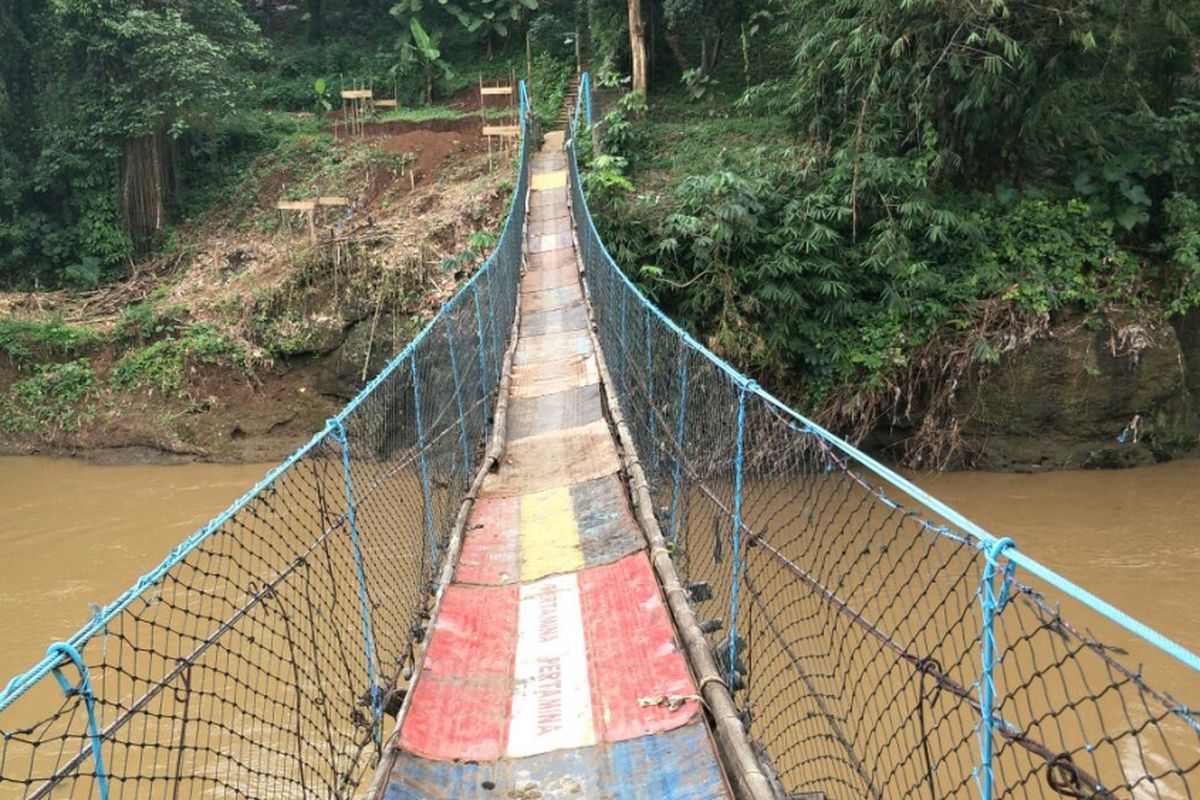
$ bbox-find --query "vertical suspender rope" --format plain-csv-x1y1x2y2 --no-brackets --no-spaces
584,72,592,128
978,537,1015,800
645,306,657,470
410,357,439,572
668,341,689,544
329,419,380,737
619,286,629,402
443,315,470,489
46,643,109,800
485,268,501,385
573,76,585,132
728,382,752,688
472,284,490,443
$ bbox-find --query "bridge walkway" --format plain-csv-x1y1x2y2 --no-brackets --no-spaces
376,135,733,798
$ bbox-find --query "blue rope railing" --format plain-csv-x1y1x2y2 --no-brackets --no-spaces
0,82,533,799
568,73,1199,800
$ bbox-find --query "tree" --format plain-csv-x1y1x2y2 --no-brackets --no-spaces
660,0,745,78
627,0,647,93
402,18,451,104
445,0,539,58
43,0,262,252
308,0,325,41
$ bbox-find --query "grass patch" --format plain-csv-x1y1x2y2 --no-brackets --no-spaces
2,358,97,434
112,324,246,395
375,106,465,123
0,318,103,363
640,94,797,176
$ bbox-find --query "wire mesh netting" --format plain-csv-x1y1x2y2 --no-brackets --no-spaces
0,86,532,800
567,78,1199,800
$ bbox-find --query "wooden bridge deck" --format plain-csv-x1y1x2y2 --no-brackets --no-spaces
376,137,732,798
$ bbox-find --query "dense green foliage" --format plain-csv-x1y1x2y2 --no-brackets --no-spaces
5,0,1199,457
0,0,572,290
580,0,1200,436
0,0,265,286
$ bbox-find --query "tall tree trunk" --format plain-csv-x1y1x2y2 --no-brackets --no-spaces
121,131,168,254
627,0,647,94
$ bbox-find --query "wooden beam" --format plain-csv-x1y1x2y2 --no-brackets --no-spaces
480,86,513,96
276,200,316,211
341,89,373,99
317,196,350,206
482,125,520,137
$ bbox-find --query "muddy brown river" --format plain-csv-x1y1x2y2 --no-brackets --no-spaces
0,455,1196,796
0,457,274,687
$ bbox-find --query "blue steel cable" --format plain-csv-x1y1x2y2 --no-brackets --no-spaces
472,283,491,444
645,306,657,471
329,419,381,738
619,286,628,402
565,72,1200,677
977,537,1015,800
444,315,471,489
727,382,751,689
584,72,592,127
485,268,501,384
410,355,439,571
668,342,689,544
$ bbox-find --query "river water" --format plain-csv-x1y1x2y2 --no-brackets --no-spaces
0,457,274,689
0,455,1196,795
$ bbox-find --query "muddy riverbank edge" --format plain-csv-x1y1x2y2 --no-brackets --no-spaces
6,306,1200,471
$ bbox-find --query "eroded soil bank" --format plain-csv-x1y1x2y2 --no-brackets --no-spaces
0,112,519,464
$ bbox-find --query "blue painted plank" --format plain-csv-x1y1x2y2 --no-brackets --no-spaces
384,723,730,799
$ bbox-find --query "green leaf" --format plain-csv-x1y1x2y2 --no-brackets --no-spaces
410,18,432,50
1115,205,1147,231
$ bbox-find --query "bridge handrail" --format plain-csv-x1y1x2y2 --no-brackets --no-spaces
568,85,1197,678
0,82,534,798
569,74,1198,800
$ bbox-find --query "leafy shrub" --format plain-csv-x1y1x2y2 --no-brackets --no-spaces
112,324,244,395
599,92,648,165
2,359,97,433
0,319,102,363
529,52,574,129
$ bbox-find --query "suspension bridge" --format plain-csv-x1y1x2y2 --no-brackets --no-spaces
1,77,1197,800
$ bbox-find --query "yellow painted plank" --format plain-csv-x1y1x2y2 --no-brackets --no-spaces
530,171,567,191
519,486,583,581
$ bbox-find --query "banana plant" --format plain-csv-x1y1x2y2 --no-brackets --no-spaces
392,0,537,60
447,0,538,57
397,18,451,104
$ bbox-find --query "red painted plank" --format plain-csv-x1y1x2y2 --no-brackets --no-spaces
456,496,520,585
397,583,519,761
577,554,702,743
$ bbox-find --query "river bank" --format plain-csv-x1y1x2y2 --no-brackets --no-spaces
0,110,515,465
